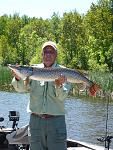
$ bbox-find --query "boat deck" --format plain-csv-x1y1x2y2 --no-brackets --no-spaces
67,139,113,150
68,147,92,149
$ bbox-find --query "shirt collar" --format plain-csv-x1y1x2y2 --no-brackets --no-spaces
42,61,57,68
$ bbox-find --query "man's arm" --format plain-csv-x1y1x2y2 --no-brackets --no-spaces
11,71,30,93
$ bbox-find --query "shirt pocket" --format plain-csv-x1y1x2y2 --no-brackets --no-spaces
30,80,44,96
47,82,56,97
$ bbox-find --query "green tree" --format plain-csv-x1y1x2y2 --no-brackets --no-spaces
50,12,61,43
0,15,8,36
60,10,88,69
17,24,38,64
0,35,17,65
84,0,112,71
29,18,51,39
5,14,23,48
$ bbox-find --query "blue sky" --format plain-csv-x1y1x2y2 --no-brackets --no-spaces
0,0,98,19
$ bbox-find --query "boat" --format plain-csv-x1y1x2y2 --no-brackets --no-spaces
0,112,113,150
0,126,111,150
0,125,113,150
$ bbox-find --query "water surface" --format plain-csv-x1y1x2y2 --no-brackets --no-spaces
0,91,113,148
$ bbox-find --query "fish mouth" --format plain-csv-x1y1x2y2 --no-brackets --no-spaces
8,64,15,69
8,64,21,69
7,64,13,69
7,64,19,72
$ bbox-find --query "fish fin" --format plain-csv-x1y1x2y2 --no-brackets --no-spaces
89,83,100,96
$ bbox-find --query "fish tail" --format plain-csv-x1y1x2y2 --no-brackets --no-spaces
89,83,100,96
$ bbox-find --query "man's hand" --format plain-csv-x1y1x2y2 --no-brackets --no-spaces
89,83,100,96
12,70,21,81
55,74,67,88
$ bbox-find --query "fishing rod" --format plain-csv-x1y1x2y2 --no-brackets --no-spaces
104,92,113,149
97,94,113,150
97,1,113,149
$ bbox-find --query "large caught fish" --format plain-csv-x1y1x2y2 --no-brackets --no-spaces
8,64,100,96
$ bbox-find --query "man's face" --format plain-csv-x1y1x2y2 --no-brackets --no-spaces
42,45,57,67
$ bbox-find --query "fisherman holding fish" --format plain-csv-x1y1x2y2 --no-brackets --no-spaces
10,41,100,150
11,41,72,150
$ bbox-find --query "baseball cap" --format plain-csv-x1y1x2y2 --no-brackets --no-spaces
42,41,57,51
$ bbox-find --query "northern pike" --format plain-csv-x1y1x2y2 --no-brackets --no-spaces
8,64,100,96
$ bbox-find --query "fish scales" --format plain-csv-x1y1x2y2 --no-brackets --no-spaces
32,67,89,84
8,65,92,86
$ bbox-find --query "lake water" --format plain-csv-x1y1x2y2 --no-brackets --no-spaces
0,91,113,149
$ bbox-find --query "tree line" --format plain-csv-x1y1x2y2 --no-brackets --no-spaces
0,0,113,72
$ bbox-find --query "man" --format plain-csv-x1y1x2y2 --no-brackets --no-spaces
12,41,71,150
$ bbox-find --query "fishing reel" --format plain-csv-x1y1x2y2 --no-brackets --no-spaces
97,136,113,150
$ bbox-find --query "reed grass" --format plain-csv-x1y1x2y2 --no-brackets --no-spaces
71,71,113,99
88,71,113,92
0,66,14,91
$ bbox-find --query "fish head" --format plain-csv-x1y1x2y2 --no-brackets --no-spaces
8,64,33,79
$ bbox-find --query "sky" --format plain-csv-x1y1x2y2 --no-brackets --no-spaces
0,0,98,19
